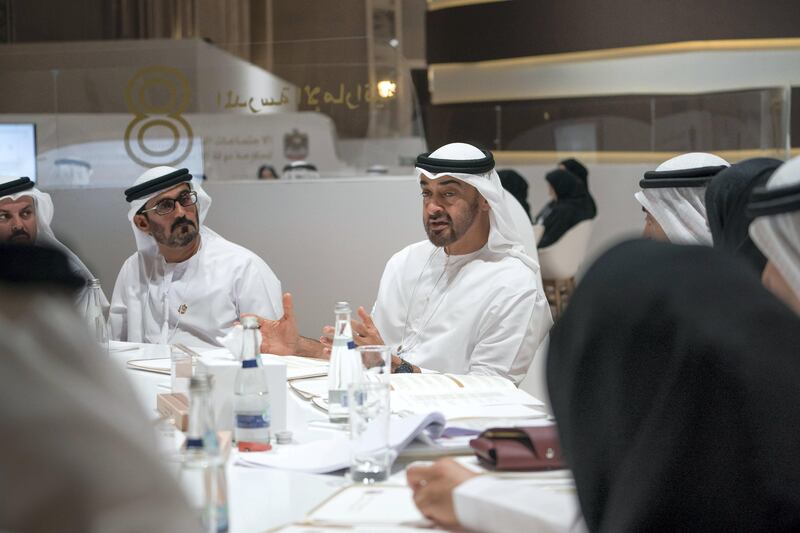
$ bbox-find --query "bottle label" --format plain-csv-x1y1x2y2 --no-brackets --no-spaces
236,413,270,429
237,441,272,452
241,359,258,368
347,341,356,350
329,389,347,407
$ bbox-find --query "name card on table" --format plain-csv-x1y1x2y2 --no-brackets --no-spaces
198,356,287,434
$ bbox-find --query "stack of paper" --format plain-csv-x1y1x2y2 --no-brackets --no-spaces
290,373,548,421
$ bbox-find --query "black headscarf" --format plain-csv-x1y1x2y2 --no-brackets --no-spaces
705,157,781,275
498,169,531,221
559,158,588,185
535,169,595,248
560,158,597,217
547,239,800,533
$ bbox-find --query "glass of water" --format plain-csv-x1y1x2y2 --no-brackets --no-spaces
356,345,392,378
170,346,193,394
348,381,392,483
178,454,229,533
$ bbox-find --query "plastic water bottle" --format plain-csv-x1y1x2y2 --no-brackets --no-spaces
327,301,363,423
234,316,271,452
181,374,229,533
83,278,109,353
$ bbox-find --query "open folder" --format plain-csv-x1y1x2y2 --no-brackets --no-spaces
236,412,445,474
291,373,546,420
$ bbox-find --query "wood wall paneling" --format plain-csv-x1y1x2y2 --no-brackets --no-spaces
426,0,800,64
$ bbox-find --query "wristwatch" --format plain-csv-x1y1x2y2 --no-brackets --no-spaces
394,358,414,373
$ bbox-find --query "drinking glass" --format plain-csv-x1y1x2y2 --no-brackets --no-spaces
171,346,193,394
356,345,392,378
348,381,392,483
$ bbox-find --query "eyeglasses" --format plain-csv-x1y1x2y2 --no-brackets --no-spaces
139,191,198,216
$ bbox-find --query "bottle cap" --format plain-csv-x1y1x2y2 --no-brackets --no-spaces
275,430,293,444
185,437,204,449
88,277,101,288
335,301,351,313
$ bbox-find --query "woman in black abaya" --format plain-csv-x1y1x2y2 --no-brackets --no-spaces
534,169,595,249
547,239,800,532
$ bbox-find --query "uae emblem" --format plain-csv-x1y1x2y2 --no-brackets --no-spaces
284,129,309,161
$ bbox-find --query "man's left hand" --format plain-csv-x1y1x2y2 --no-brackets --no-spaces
407,458,479,528
351,306,385,346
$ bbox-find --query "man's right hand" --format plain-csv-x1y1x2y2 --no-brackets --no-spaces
407,458,478,528
245,293,299,355
246,293,328,359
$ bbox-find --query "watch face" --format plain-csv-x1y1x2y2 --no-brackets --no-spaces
395,360,413,373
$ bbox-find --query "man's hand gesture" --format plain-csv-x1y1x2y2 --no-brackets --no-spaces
243,293,299,355
320,306,385,356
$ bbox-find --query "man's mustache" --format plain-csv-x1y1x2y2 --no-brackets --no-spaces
427,214,451,224
171,217,196,231
9,228,30,240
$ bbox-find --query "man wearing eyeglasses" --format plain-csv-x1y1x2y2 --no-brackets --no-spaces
109,166,283,348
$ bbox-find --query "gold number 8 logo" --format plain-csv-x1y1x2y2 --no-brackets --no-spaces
124,66,194,167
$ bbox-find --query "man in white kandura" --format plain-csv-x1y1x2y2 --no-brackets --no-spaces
0,175,107,312
635,152,729,244
256,143,552,384
110,166,283,348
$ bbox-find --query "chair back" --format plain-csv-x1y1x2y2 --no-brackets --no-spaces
538,220,594,280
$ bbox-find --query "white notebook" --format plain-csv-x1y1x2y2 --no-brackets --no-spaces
385,373,544,419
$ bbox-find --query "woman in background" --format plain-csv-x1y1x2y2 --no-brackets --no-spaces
558,158,596,218
498,169,532,222
534,169,595,248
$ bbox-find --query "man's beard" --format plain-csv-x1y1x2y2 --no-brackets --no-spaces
7,228,32,243
424,201,479,248
151,216,198,248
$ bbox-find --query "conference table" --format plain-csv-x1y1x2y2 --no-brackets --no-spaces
109,341,576,533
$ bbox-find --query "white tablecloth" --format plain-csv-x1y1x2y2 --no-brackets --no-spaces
109,342,579,533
